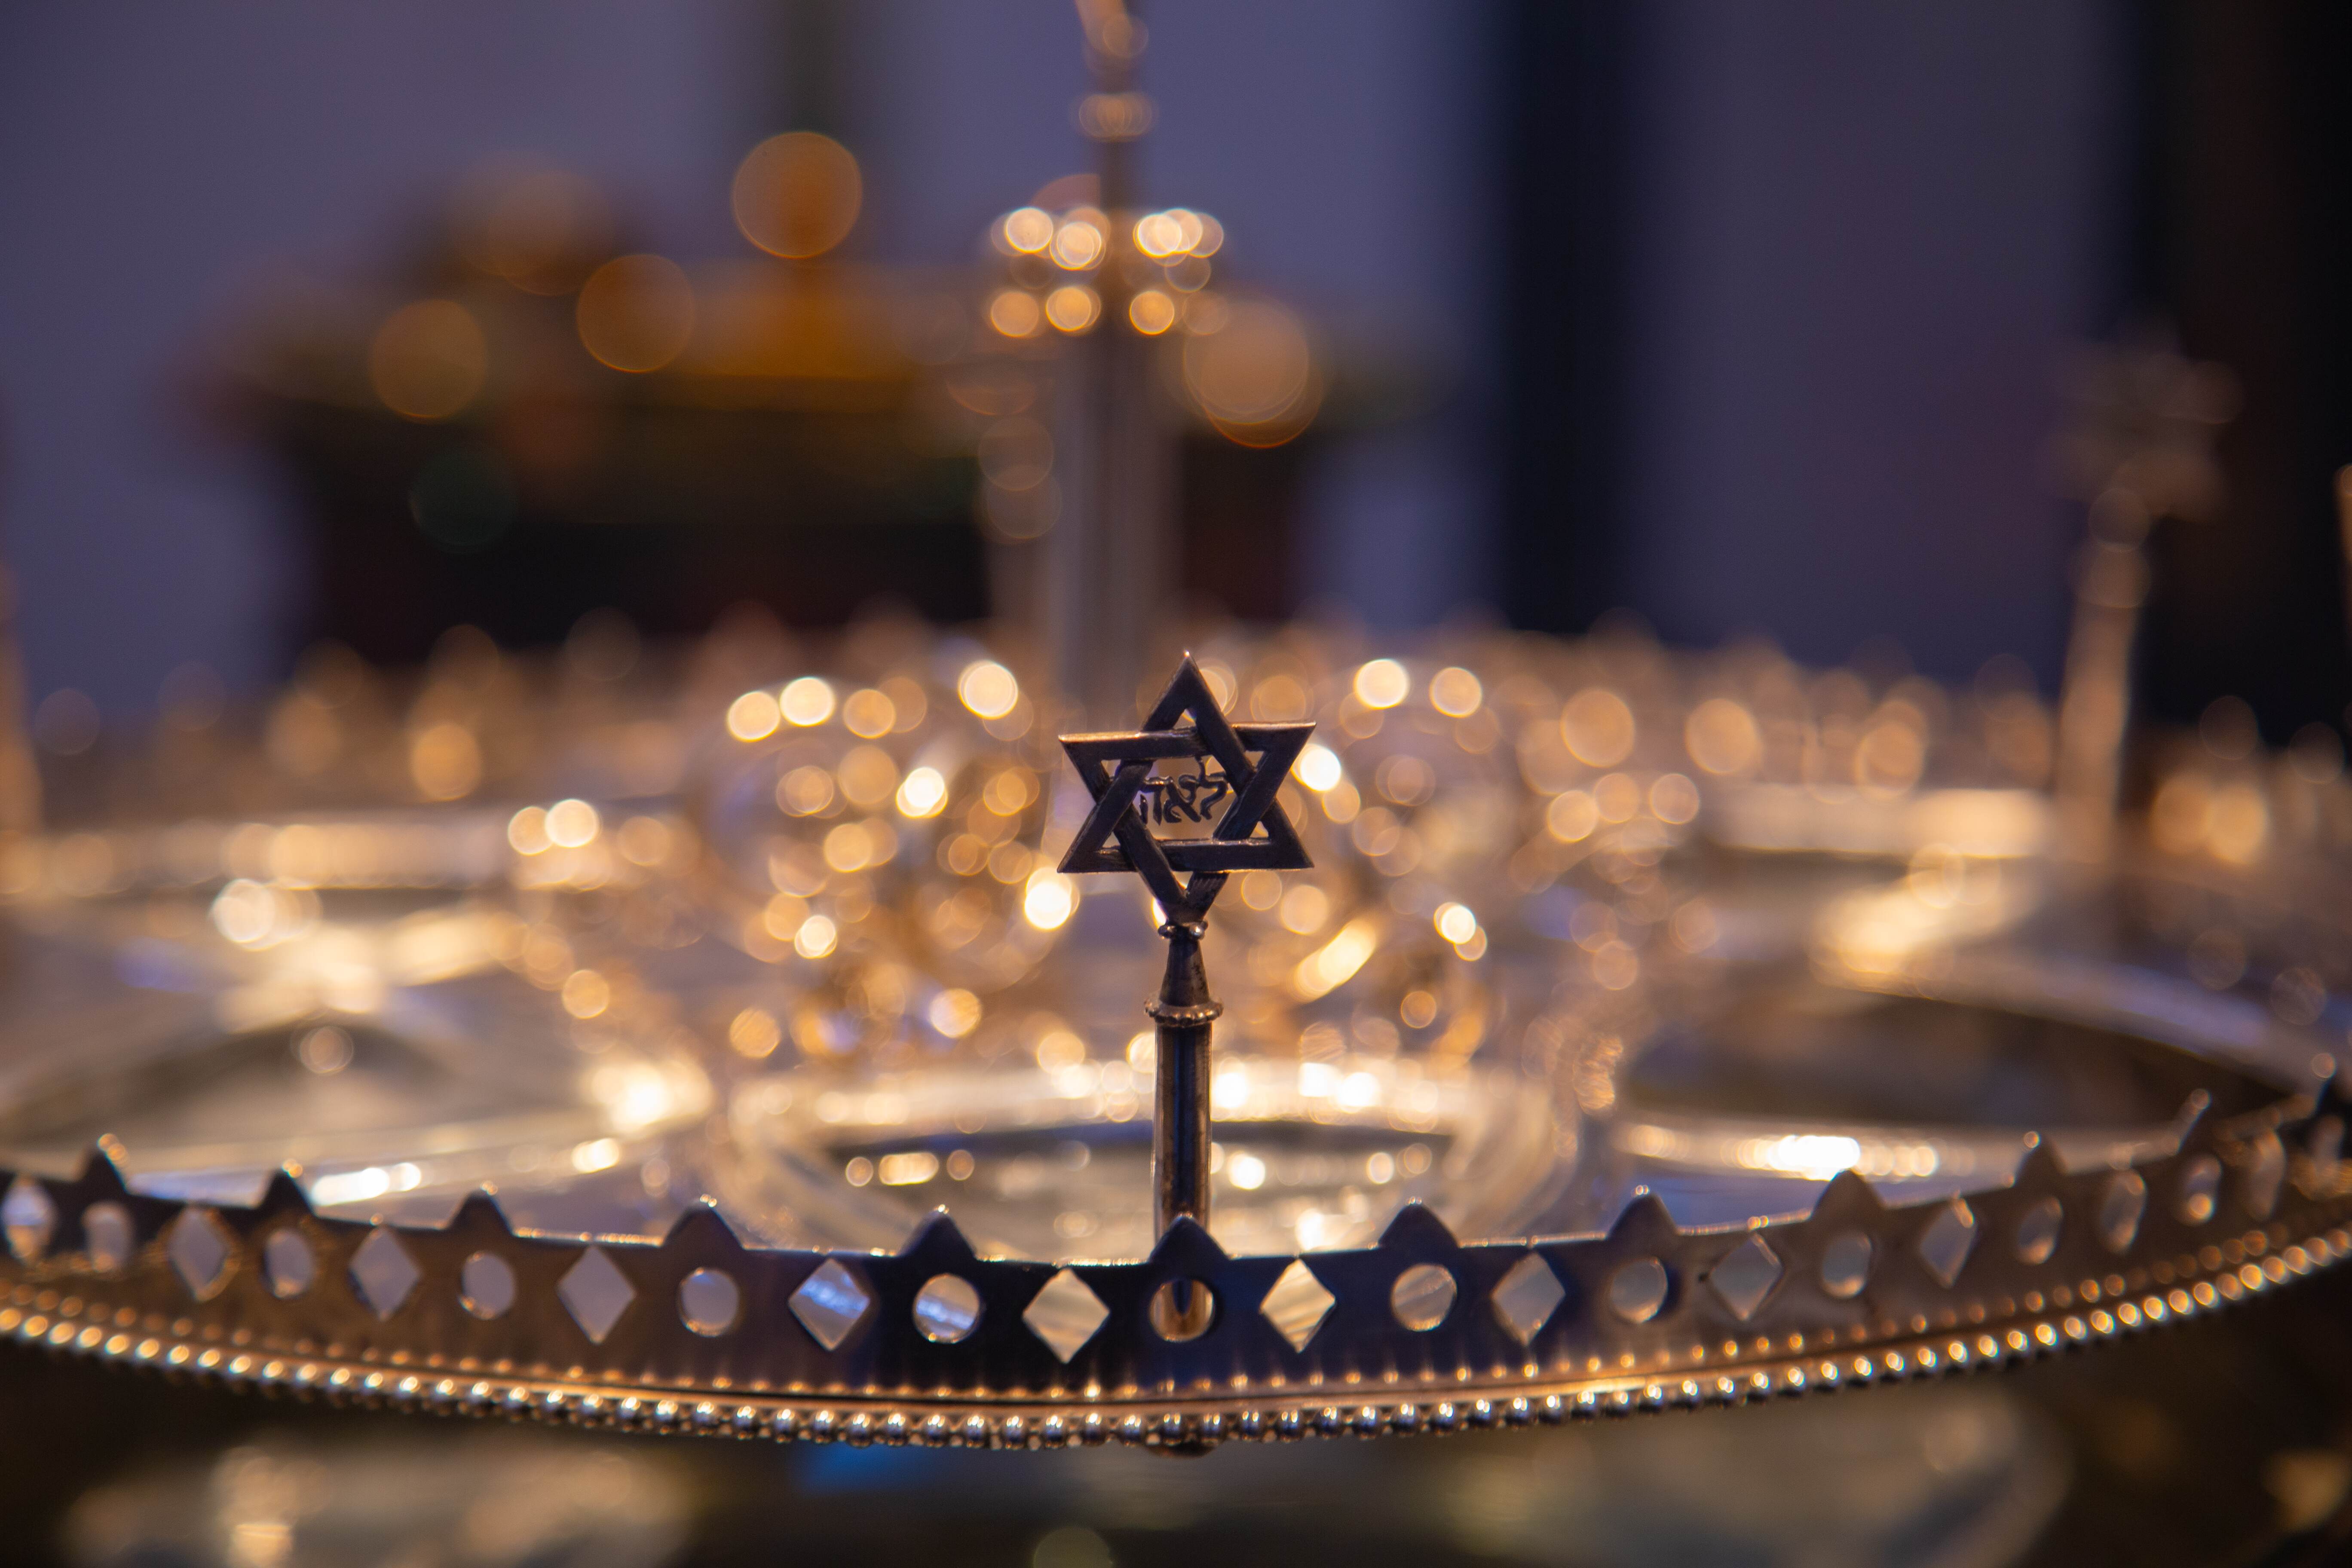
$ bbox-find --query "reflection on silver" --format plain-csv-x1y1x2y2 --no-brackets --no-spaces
1489,1252,1566,1344
1257,1258,1335,1351
912,1272,981,1343
1149,1280,1215,1342
786,1257,870,1352
1389,1262,1456,1332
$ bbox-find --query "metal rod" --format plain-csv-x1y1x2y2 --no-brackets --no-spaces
1145,916,1216,1338
1047,0,1166,727
1145,919,1217,1236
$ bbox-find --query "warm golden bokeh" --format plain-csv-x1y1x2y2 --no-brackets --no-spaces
368,299,489,420
987,289,1043,338
1127,289,1177,334
998,206,1054,255
1044,284,1101,333
576,254,696,372
731,132,862,260
1049,216,1106,271
407,721,482,800
1180,298,1317,444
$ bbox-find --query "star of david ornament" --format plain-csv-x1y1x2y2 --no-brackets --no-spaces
1057,654,1314,1254
1057,654,1313,923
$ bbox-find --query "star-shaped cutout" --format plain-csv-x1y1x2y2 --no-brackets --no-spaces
1058,655,1313,922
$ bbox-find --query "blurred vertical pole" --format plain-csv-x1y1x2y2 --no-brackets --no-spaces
0,576,39,835
2134,0,2352,741
769,0,848,138
2053,506,2148,861
1494,1,1636,636
0,417,37,833
1049,0,1167,726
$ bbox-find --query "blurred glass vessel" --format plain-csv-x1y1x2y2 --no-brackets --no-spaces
3,609,2345,1295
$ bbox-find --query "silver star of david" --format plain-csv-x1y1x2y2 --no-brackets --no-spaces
1057,655,1313,922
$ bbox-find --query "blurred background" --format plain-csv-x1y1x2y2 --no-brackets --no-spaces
6,1,2347,743
7,5,2352,1566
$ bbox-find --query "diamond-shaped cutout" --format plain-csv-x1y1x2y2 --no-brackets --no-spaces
785,1257,869,1352
2097,1170,2147,1251
1491,1253,1567,1344
1709,1233,1783,1321
3,1177,54,1262
349,1227,420,1319
1259,1259,1337,1351
168,1207,233,1300
558,1246,637,1344
1917,1199,1976,1289
1023,1268,1109,1363
82,1202,134,1273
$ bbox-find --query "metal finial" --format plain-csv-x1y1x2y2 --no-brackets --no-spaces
1057,654,1312,1274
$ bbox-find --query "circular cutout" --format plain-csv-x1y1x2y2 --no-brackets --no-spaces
1819,1231,1873,1299
262,1228,315,1299
2176,1154,2223,1225
1148,1279,1216,1341
81,1201,133,1274
678,1267,741,1337
2098,1171,2147,1253
459,1250,516,1320
913,1274,982,1344
2014,1197,2063,1266
1607,1257,1669,1324
1390,1263,1458,1332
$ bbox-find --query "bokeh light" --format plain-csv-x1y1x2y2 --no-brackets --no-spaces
576,254,695,373
1353,659,1410,710
958,660,1019,720
1044,285,1101,333
1127,289,1177,334
988,289,1043,338
1049,216,1105,271
780,677,836,727
1179,299,1317,445
369,300,488,421
731,132,862,260
998,207,1055,255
